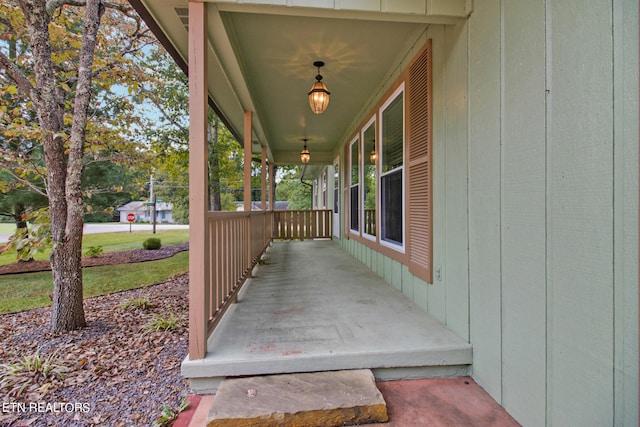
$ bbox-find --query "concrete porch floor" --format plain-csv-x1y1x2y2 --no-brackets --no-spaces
182,240,472,393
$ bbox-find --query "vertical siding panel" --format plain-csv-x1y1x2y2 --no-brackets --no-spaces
467,0,502,403
443,21,469,340
500,1,547,424
413,276,429,313
375,251,385,278
547,2,614,425
426,24,447,323
613,0,639,424
401,265,414,300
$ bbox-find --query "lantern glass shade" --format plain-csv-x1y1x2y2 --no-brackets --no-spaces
369,150,378,163
300,146,310,164
308,81,330,114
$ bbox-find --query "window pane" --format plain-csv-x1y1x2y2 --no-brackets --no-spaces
351,138,359,185
350,138,360,232
333,164,339,213
382,93,403,174
381,169,403,244
363,122,376,236
350,186,359,231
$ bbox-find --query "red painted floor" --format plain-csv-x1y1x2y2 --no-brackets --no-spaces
175,377,520,427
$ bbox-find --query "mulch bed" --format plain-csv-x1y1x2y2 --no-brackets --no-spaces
0,243,189,275
0,255,191,426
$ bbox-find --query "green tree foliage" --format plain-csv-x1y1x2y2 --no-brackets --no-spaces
136,46,244,220
276,167,311,210
0,0,153,228
0,0,156,332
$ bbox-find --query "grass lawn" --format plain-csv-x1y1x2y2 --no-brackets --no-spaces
0,223,14,235
0,251,189,314
0,229,189,266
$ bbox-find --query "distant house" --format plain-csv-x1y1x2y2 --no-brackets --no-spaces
116,201,174,223
235,201,289,211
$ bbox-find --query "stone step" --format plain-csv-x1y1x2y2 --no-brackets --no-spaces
206,369,388,427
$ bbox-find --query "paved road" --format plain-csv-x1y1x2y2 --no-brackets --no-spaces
0,223,189,244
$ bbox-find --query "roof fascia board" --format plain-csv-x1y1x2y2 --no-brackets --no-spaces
214,1,466,25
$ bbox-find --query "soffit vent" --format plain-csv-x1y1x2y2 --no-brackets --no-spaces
174,7,188,30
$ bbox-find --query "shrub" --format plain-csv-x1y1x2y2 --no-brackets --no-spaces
143,313,182,333
0,350,68,398
143,238,162,250
84,245,104,257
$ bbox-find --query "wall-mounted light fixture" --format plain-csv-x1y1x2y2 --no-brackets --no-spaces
308,61,330,114
300,139,310,164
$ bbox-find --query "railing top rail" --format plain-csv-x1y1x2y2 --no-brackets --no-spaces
206,210,271,220
273,209,332,213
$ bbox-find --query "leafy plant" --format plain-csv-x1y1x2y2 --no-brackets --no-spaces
84,245,104,258
0,350,68,398
143,313,182,333
153,396,189,426
119,296,153,310
143,238,162,250
6,209,52,262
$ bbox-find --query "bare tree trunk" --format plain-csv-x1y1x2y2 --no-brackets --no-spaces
18,0,104,332
209,119,222,211
13,204,28,231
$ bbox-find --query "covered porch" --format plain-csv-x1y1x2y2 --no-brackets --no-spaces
182,238,471,393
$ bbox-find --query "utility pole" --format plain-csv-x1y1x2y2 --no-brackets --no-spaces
150,174,156,234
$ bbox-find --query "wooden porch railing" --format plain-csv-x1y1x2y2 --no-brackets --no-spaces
200,211,272,344
272,209,332,240
364,209,376,236
190,209,331,360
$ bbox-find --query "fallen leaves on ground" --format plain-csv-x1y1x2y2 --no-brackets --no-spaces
0,274,190,426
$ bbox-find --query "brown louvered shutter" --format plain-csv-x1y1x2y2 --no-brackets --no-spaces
407,41,433,283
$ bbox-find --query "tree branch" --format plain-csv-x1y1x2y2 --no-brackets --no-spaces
46,0,132,17
0,48,36,99
0,161,48,197
139,89,189,134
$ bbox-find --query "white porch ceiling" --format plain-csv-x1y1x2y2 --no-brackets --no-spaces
131,0,470,165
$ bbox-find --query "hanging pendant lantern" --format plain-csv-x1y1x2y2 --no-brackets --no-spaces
300,139,311,164
308,61,330,114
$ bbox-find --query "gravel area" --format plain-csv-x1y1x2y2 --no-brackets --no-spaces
0,274,190,426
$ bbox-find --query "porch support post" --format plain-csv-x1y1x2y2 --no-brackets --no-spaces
261,146,267,211
269,161,275,211
243,111,252,212
187,0,208,361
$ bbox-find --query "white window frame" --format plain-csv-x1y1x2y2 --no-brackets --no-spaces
349,135,360,234
361,114,377,242
378,83,405,253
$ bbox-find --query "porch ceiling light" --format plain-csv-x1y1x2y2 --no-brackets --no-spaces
308,61,330,114
301,139,311,164
369,149,377,163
